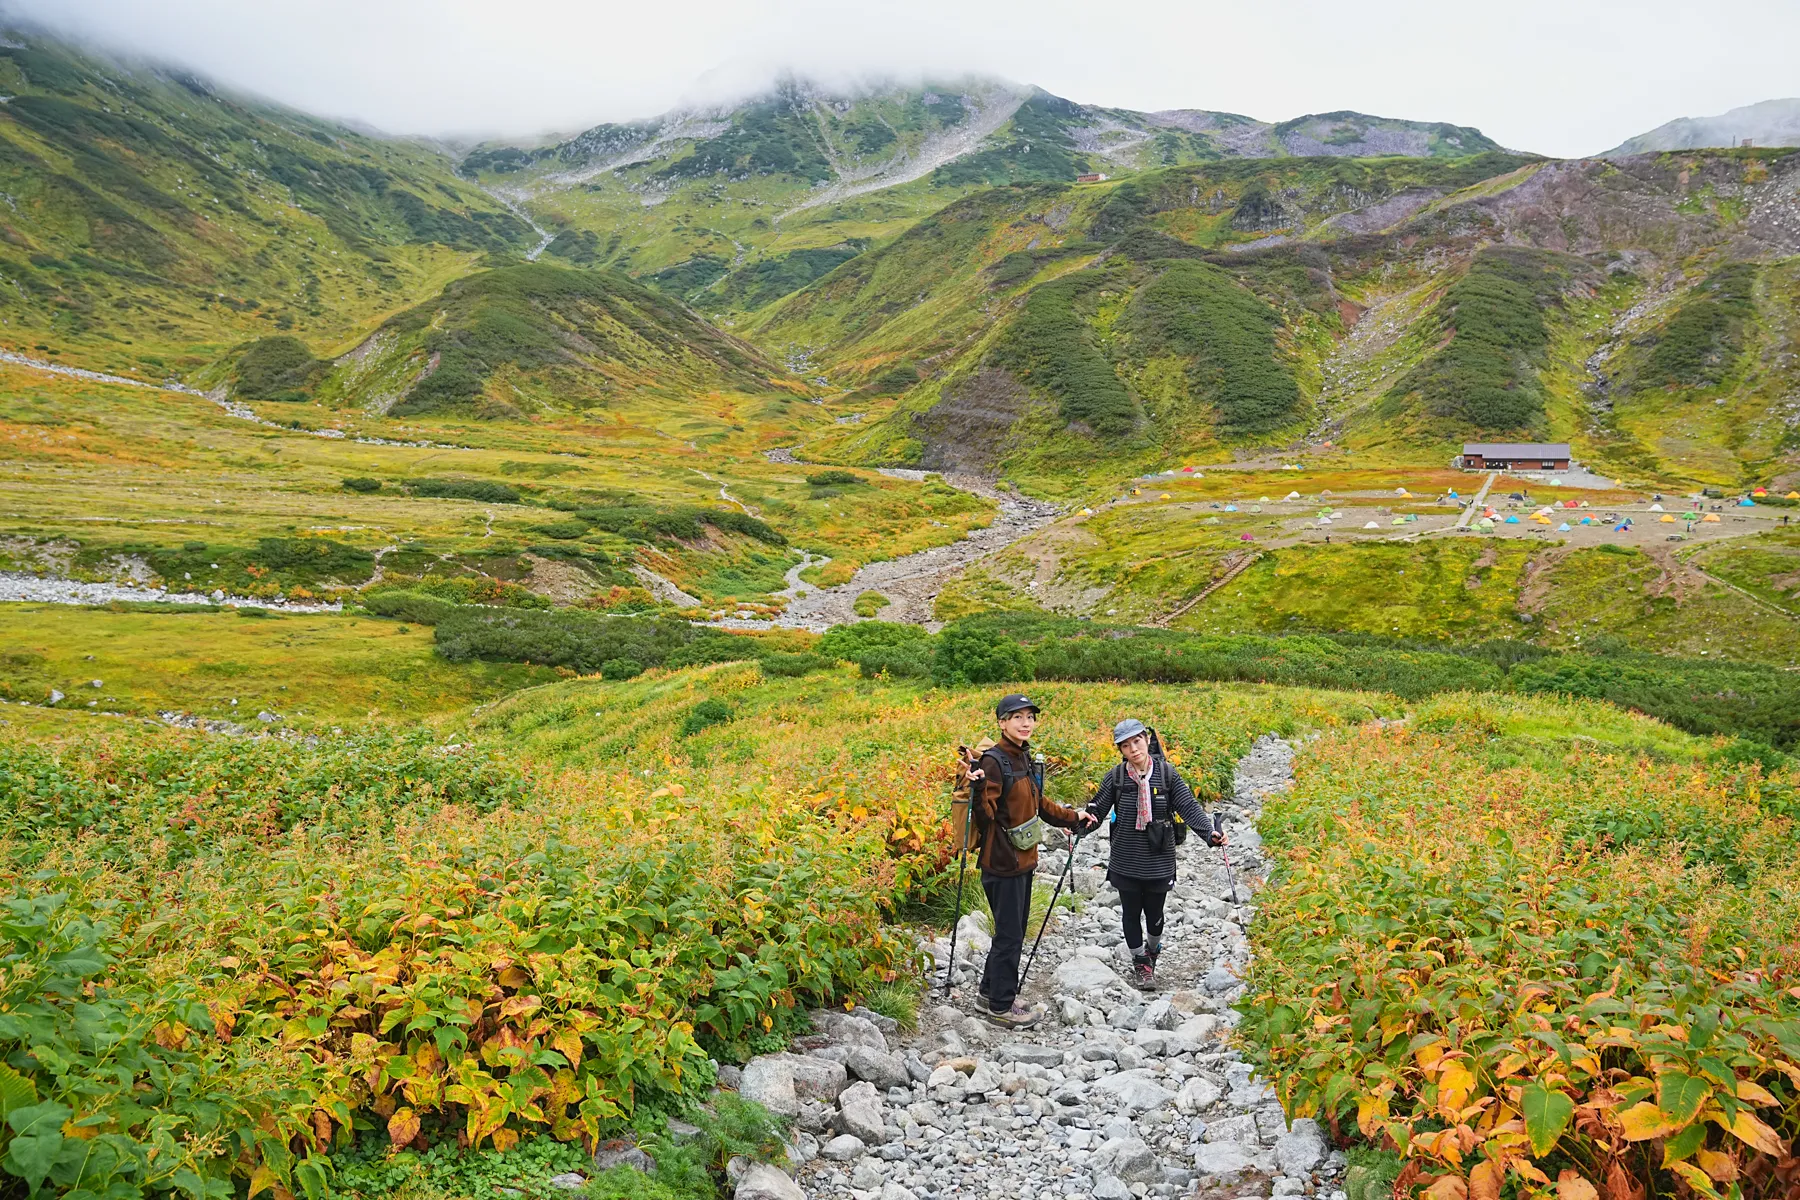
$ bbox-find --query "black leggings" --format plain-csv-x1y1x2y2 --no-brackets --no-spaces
1115,878,1169,952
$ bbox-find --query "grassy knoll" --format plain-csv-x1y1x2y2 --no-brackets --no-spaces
1243,692,1800,1198
0,605,554,724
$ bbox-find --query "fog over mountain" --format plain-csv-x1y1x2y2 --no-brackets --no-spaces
9,0,1800,159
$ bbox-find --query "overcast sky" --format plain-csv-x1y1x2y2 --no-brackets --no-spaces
11,0,1800,158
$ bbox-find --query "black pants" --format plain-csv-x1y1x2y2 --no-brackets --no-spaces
1115,877,1169,952
980,871,1032,1011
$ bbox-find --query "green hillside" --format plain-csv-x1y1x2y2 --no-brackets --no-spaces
246,262,797,421
0,30,537,379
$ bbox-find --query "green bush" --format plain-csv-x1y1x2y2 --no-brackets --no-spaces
1639,262,1759,389
340,477,381,493
1388,246,1581,430
806,470,863,487
535,521,587,540
434,609,716,673
408,478,523,504
235,335,321,401
932,624,1033,687
0,892,322,1200
1126,261,1301,435
987,273,1135,437
360,589,459,625
818,621,933,679
601,657,645,680
678,699,734,739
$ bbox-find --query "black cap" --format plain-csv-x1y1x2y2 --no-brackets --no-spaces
995,694,1040,718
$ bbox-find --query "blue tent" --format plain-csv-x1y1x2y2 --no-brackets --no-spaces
1223,504,1238,512
1557,522,1571,531
1740,498,1756,507
1504,515,1521,524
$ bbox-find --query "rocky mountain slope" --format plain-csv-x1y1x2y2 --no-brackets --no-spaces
1603,97,1800,156
761,149,1800,491
464,79,1513,313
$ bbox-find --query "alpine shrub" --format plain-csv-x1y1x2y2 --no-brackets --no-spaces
678,699,734,739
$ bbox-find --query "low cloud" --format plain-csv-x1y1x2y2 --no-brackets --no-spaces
8,0,1800,157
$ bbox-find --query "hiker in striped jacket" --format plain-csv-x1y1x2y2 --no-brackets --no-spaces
1085,718,1224,990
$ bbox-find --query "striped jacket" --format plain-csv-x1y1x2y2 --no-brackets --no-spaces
1085,756,1211,886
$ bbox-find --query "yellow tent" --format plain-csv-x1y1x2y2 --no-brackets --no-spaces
1703,513,1721,523
1159,493,1170,500
1788,491,1800,499
1659,514,1675,523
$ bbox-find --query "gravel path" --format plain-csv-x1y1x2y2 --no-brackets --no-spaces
0,571,343,613
729,470,1057,632
725,736,1347,1200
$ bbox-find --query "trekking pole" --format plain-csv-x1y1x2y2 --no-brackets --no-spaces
1215,813,1241,904
1016,827,1082,996
942,752,977,999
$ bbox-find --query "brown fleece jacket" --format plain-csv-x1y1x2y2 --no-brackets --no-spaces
975,737,1085,877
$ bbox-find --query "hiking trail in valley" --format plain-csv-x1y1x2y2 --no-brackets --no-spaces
720,735,1349,1200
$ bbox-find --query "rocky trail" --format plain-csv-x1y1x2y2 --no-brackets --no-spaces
718,735,1343,1200
729,460,1059,632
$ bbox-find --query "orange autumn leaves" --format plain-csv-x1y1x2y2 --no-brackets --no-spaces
1241,716,1800,1200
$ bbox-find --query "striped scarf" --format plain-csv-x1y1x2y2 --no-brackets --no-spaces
1125,760,1153,831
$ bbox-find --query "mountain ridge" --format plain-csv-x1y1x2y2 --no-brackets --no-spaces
1603,97,1800,157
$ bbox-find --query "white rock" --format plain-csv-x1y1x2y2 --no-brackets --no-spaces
821,1134,866,1161
1142,998,1178,1030
1206,1114,1260,1146
955,913,992,956
1192,1141,1255,1177
1093,1136,1161,1183
739,1056,799,1117
1275,1117,1327,1176
846,1046,909,1090
878,1184,917,1200
965,1059,1003,1094
1175,1076,1223,1115
735,1162,806,1200
1055,956,1124,996
1093,1177,1133,1200
772,1052,847,1101
1093,1069,1175,1113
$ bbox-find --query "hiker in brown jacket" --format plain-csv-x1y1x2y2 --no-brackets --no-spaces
968,693,1097,1028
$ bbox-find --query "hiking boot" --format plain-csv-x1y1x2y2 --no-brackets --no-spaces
983,1002,1042,1030
1131,955,1158,991
974,989,994,1014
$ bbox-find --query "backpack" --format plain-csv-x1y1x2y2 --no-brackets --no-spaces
953,739,1046,853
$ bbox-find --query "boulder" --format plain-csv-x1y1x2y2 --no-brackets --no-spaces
820,1134,866,1161
1093,1068,1175,1113
846,1046,910,1090
1275,1117,1327,1176
1093,1136,1162,1183
999,1043,1066,1069
1055,956,1124,997
547,1174,585,1190
1192,1141,1255,1178
739,1056,799,1118
1202,966,1240,994
1175,1076,1223,1115
773,1052,847,1101
879,1184,918,1200
836,1080,889,1144
591,1138,654,1174
964,1059,1003,1094
735,1162,806,1200
1142,998,1179,1030
813,1011,890,1053
1206,1114,1260,1146
1093,1177,1133,1200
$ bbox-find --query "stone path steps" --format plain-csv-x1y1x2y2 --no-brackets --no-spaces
743,735,1348,1200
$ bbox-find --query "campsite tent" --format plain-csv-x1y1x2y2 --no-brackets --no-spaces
1364,521,1380,529
1391,517,1407,526
1579,516,1593,525
1505,516,1521,524
1557,522,1571,531
1224,504,1238,512
1787,491,1800,499
1650,503,1664,512
1660,514,1676,523
1477,518,1495,530
1159,493,1171,500
1250,504,1263,513
1703,514,1721,522
1285,491,1300,500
